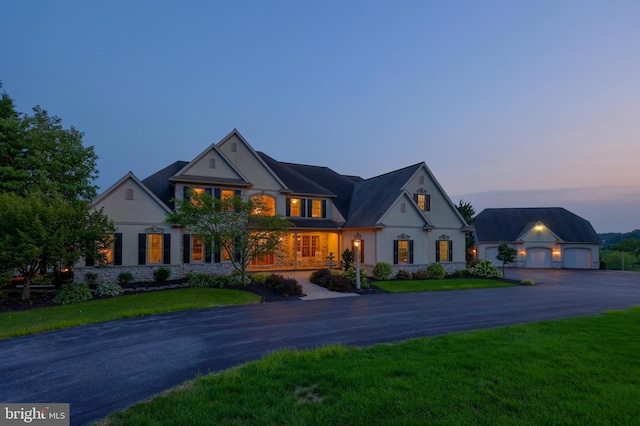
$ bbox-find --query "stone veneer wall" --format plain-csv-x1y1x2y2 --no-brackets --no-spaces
362,262,467,278
75,263,231,283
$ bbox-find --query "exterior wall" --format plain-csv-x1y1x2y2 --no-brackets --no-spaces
477,242,600,269
179,148,242,181
404,168,464,228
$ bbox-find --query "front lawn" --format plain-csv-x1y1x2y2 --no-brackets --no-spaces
102,307,640,425
374,278,515,293
0,288,260,340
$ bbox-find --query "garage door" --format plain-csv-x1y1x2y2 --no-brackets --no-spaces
526,248,552,268
564,248,592,269
484,247,500,266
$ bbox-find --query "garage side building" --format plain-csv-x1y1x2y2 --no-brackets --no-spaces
474,207,601,269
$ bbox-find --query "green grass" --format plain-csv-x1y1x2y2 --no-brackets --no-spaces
0,288,260,340
374,278,515,293
102,307,640,425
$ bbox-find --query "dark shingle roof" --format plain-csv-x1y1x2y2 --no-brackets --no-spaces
282,162,361,219
345,163,422,228
257,152,335,197
474,208,600,243
142,161,189,209
287,218,344,229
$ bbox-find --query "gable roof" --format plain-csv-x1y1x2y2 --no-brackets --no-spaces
94,171,173,213
141,161,189,209
257,152,335,197
345,163,422,228
474,208,600,243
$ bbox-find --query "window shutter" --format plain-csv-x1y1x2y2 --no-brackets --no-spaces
205,188,212,197
409,240,414,264
138,234,146,265
234,189,241,197
214,188,221,199
163,234,171,264
183,186,190,203
183,234,191,264
86,253,95,267
205,242,212,263
307,200,312,218
435,241,440,263
322,200,327,218
426,194,431,211
114,233,123,265
414,193,419,204
286,198,291,216
393,240,399,264
448,240,453,262
214,237,221,263
301,199,306,217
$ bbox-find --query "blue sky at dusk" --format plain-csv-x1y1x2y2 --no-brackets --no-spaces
3,1,639,233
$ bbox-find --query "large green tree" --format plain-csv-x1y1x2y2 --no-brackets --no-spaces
0,86,113,299
167,192,293,284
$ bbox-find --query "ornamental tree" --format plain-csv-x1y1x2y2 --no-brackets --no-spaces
166,191,293,284
496,243,517,277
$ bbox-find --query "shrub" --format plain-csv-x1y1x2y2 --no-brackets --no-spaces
186,272,215,288
32,274,54,286
372,262,393,281
395,269,412,280
341,248,353,270
521,279,536,286
265,274,303,296
153,267,171,283
471,260,503,278
84,272,99,286
412,269,429,280
117,272,134,286
211,274,235,288
453,269,470,277
250,273,270,284
53,282,93,305
426,263,447,280
310,269,332,285
343,266,369,288
95,281,124,297
325,274,353,291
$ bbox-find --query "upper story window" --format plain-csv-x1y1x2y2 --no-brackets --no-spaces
414,192,431,211
191,188,205,206
289,198,302,217
311,200,323,217
251,195,276,216
286,198,327,218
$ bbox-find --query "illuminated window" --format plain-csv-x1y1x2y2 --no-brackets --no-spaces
98,235,114,264
311,200,322,217
289,198,301,216
191,188,205,206
221,190,234,200
397,240,409,263
147,234,164,264
415,193,430,211
437,240,452,262
252,195,275,216
301,235,319,257
191,236,204,262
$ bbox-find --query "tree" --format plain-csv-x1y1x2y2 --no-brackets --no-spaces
456,200,476,262
496,243,517,277
0,86,114,299
166,191,293,284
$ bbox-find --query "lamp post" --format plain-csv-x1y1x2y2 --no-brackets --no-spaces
353,233,361,290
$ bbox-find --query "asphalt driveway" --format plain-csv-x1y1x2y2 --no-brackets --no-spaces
1,269,639,425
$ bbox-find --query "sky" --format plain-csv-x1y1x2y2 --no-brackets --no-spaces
2,1,639,233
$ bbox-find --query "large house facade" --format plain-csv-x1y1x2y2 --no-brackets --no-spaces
78,130,470,282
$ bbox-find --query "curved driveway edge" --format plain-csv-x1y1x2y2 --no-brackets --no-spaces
1,270,639,425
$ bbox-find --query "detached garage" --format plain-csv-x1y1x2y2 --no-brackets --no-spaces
474,207,601,270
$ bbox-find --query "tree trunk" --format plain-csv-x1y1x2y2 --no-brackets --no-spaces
21,275,32,300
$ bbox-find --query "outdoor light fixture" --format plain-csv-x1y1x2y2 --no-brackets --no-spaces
353,233,362,290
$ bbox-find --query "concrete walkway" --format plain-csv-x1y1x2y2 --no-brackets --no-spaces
282,270,359,300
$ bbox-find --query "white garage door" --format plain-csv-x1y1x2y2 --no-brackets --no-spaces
564,248,592,269
484,247,500,266
526,248,552,268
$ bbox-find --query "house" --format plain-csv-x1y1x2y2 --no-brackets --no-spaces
79,130,470,282
473,207,600,269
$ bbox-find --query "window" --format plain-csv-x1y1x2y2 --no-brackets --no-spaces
88,233,122,266
191,188,205,206
99,235,115,264
436,240,452,262
301,235,319,257
311,200,322,217
191,236,204,262
252,195,275,216
289,198,302,216
415,193,431,211
147,234,164,264
394,239,414,264
209,158,216,168
126,188,134,200
401,203,406,213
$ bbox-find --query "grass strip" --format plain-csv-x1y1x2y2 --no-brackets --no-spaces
374,278,515,293
102,307,640,425
0,288,260,340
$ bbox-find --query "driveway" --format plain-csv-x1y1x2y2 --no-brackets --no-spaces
1,270,639,425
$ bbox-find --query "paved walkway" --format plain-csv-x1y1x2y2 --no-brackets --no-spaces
282,270,359,300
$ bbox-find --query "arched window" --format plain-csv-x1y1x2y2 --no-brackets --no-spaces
251,195,276,216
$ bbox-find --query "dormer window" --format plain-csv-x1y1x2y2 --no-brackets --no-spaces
414,191,431,211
